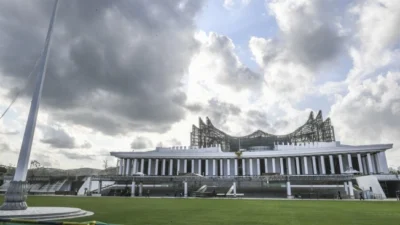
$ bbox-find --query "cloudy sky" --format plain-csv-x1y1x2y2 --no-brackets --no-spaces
0,0,399,170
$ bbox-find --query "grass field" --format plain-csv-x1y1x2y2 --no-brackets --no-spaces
1,196,400,225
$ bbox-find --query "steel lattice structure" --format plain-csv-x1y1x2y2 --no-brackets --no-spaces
190,110,335,152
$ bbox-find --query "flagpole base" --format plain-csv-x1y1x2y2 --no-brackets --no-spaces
0,181,29,210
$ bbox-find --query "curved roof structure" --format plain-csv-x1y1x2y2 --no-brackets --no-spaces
190,110,335,152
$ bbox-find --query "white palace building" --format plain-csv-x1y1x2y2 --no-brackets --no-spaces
107,111,398,199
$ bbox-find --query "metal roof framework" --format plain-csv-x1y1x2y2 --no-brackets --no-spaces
190,110,335,152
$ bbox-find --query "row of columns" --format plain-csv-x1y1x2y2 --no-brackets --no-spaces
99,179,354,199
285,181,355,199
119,153,381,176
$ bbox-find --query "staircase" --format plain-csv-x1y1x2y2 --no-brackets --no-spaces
356,175,387,199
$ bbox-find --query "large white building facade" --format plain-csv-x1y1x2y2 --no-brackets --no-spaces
108,111,398,199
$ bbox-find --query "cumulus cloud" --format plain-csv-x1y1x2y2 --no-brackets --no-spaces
0,0,205,136
31,152,56,168
80,141,92,149
193,32,262,92
330,72,400,167
249,0,346,102
0,142,12,153
59,150,95,161
131,136,153,150
346,0,400,83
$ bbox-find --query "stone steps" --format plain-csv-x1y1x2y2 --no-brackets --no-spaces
0,207,94,221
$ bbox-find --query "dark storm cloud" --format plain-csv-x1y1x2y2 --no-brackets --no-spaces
40,126,77,149
0,0,204,135
131,136,153,149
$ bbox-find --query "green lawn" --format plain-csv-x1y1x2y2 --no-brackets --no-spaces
1,196,400,225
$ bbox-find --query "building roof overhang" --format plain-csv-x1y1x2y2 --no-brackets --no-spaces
110,144,393,159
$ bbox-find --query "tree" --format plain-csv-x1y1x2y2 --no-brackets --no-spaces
0,166,7,175
103,160,108,170
389,167,399,174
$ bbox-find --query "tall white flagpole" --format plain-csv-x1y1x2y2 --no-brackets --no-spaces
0,0,59,210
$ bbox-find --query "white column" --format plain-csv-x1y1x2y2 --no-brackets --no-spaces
320,155,326,174
287,157,292,175
329,155,335,174
347,154,353,169
121,159,126,175
233,182,237,197
249,159,253,176
357,154,364,174
140,158,144,173
279,158,284,175
131,181,135,197
99,181,102,194
212,159,216,176
234,159,238,176
256,158,261,176
88,177,92,195
295,157,300,175
303,157,308,175
367,153,374,174
344,182,348,195
133,159,138,174
362,157,368,175
198,159,201,174
139,183,143,196
154,159,159,175
219,159,223,176
205,159,209,176
264,158,268,173
227,159,231,176
374,153,381,174
242,158,246,175
184,159,187,173
125,158,131,176
183,181,188,198
177,159,181,175
272,158,276,173
191,159,195,173
119,158,123,175
378,151,389,174
338,155,344,174
148,159,152,175
162,159,166,175
286,181,292,199
312,156,317,175
169,159,173,175
348,181,354,199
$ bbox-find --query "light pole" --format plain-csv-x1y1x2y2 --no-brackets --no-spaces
0,0,59,210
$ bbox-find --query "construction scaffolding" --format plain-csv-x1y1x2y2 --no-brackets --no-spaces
190,110,335,152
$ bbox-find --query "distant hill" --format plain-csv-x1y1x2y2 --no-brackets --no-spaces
0,165,117,177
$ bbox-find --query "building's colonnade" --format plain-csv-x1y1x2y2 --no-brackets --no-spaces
117,152,387,176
